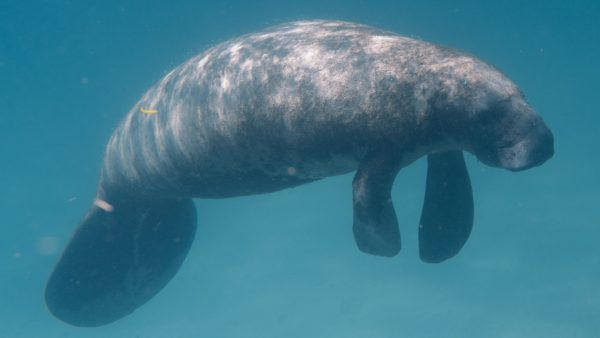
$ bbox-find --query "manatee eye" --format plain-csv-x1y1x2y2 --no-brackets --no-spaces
475,105,508,137
476,108,504,126
471,105,515,150
483,109,535,151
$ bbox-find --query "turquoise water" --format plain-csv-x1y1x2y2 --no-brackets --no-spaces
1,1,598,337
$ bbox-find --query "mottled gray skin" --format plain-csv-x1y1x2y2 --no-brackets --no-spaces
99,20,550,202
46,20,553,327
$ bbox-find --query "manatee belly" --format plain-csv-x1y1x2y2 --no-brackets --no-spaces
101,115,362,198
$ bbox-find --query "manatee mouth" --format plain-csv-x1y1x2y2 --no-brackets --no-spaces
498,125,554,172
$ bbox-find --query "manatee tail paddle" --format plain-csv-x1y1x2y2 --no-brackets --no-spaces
45,197,197,327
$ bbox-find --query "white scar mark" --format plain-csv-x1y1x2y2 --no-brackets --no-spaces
94,199,114,212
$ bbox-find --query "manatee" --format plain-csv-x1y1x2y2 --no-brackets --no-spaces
45,20,554,327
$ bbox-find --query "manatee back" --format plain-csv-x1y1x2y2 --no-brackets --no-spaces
101,21,450,197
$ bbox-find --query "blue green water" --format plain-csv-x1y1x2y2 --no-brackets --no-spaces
1,1,598,337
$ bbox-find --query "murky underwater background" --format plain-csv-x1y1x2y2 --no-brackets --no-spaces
1,0,598,337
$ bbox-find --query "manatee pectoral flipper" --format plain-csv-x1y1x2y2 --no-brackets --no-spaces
419,151,473,263
352,154,401,257
45,197,197,327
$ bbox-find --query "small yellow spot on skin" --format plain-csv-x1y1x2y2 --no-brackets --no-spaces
140,107,159,115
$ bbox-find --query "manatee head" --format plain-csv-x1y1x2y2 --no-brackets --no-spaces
433,55,554,171
468,95,554,171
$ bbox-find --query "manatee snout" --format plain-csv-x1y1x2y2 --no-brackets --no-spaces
498,120,554,171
